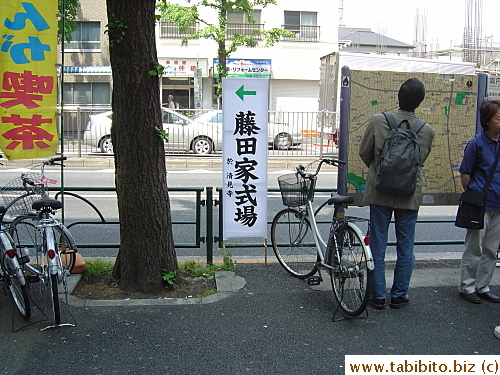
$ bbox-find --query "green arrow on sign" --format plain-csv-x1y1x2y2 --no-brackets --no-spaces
235,85,256,101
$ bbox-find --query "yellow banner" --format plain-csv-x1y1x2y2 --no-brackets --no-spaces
0,0,58,160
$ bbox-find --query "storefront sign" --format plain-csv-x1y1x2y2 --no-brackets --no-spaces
0,0,58,160
222,78,269,239
214,59,271,78
158,58,209,77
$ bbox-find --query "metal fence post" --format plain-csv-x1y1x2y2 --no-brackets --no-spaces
205,186,214,264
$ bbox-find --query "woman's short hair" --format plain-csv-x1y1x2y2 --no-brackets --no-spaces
479,100,500,130
398,78,426,111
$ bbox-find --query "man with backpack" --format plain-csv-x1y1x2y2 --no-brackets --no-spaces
358,77,436,310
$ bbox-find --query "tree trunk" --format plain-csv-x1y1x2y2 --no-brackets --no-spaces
106,0,178,293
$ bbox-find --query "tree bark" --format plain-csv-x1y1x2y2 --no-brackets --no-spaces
106,0,178,293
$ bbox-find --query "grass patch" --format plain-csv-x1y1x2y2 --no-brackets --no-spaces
83,258,114,277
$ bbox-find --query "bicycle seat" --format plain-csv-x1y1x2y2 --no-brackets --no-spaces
327,194,354,205
32,198,62,211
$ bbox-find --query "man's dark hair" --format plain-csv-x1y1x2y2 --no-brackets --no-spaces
479,100,500,131
398,78,426,112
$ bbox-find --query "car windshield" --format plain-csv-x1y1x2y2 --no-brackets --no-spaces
193,111,222,123
163,111,187,125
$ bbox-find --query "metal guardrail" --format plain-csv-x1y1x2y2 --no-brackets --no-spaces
55,186,466,264
58,106,339,158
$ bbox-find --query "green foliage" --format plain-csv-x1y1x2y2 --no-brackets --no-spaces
149,61,166,76
105,16,129,47
179,256,235,278
58,0,80,42
161,269,177,285
155,126,169,142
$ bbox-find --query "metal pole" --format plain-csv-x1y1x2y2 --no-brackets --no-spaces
338,66,351,197
206,186,213,264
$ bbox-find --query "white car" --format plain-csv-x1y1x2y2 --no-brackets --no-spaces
193,110,302,150
83,108,222,154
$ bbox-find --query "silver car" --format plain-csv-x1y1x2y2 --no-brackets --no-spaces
193,110,302,150
83,108,222,154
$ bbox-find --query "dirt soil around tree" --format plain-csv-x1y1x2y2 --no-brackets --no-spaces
72,271,216,300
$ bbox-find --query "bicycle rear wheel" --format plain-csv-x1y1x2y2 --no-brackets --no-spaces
329,223,372,316
0,246,31,319
10,216,77,274
271,208,318,279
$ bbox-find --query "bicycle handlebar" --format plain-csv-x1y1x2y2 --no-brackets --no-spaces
296,158,345,179
44,156,67,166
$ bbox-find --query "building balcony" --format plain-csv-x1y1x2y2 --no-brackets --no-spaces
282,24,320,42
159,21,198,38
226,23,263,40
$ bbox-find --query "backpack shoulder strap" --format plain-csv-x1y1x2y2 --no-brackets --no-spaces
411,119,426,133
382,112,399,130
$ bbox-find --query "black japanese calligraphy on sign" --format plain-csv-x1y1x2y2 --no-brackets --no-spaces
231,111,261,227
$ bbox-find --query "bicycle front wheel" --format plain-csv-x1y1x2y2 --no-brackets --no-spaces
271,208,318,279
329,223,372,316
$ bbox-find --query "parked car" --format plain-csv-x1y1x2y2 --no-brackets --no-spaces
193,110,302,150
84,108,302,154
83,108,222,154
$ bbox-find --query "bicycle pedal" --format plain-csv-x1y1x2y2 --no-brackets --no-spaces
307,276,322,286
26,274,40,283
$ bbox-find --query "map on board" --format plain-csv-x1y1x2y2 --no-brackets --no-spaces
346,70,478,206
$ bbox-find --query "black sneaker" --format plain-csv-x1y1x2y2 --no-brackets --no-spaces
389,297,409,309
369,298,385,310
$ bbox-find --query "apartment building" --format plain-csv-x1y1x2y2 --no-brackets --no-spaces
61,0,338,112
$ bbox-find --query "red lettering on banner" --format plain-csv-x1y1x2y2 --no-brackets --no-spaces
0,70,54,109
1,113,54,149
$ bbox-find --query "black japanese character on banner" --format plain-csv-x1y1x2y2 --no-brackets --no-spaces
234,206,258,227
234,184,257,206
235,137,257,156
234,157,258,183
234,110,260,136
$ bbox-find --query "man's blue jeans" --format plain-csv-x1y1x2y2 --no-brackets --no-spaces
370,204,418,300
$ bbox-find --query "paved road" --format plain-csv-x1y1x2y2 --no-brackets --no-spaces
1,262,500,374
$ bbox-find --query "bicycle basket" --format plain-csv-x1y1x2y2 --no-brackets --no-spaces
277,173,315,207
0,173,44,217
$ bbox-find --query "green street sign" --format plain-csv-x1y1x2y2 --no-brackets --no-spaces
235,85,257,101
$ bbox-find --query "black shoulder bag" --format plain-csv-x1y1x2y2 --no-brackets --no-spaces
455,141,500,229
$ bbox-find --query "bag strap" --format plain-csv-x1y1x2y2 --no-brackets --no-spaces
382,112,398,130
470,134,484,181
382,112,425,133
482,137,500,193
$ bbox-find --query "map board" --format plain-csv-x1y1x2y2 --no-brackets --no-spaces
345,69,480,206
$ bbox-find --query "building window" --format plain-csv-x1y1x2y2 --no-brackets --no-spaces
64,22,100,50
283,11,319,42
63,83,110,106
227,10,263,40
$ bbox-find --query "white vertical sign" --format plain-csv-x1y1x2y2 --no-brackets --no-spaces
194,68,203,109
222,78,269,240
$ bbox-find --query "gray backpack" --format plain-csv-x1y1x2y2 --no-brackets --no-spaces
374,112,426,196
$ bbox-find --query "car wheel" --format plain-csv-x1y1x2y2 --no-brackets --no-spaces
273,133,292,150
192,137,213,155
100,135,113,154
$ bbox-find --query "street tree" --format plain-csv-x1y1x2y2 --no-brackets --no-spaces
105,0,178,292
157,0,293,96
58,0,79,42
